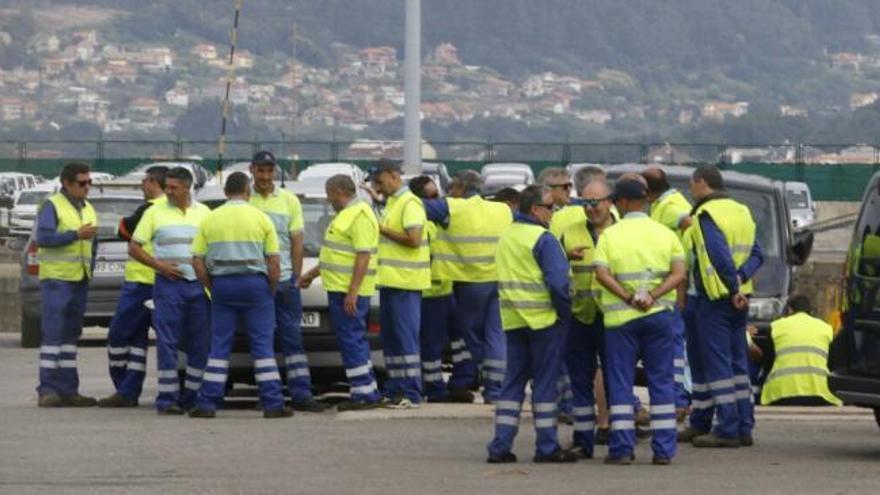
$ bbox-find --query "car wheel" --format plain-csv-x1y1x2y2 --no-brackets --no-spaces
874,408,880,431
20,311,40,348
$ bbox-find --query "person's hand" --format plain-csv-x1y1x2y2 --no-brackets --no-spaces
77,223,97,240
567,246,586,261
156,260,184,280
634,293,656,312
297,273,314,289
344,290,359,317
746,324,759,337
731,292,749,311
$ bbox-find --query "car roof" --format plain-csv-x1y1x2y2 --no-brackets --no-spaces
604,164,781,192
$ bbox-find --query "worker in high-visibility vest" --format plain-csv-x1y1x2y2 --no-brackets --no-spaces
370,159,431,409
99,165,168,408
593,177,686,466
643,166,693,420
680,165,764,448
760,295,842,406
189,172,291,419
410,175,476,403
300,174,382,411
249,151,325,413
35,162,99,408
559,179,615,458
423,170,513,402
130,167,211,415
486,185,577,464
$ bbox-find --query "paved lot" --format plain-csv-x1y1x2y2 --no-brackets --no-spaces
1,334,879,495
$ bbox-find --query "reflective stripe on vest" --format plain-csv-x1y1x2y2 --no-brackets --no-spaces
431,196,512,282
760,312,842,406
561,220,599,325
422,221,453,298
377,189,430,290
691,198,756,299
38,193,97,281
496,222,557,331
318,200,379,296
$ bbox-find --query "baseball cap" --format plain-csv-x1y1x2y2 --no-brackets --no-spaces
610,178,647,201
251,150,277,167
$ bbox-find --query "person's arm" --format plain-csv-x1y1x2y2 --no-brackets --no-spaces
36,202,79,247
592,234,634,303
193,256,211,291
533,232,572,322
261,215,281,294
345,212,378,316
118,202,151,241
266,254,280,294
421,198,450,228
648,260,686,303
289,195,305,278
737,241,764,283
130,240,183,280
699,213,740,295
381,199,425,248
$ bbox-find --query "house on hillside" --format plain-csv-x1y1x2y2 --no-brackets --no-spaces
850,92,878,109
701,101,749,121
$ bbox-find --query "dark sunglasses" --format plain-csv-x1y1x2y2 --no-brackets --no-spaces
76,179,93,187
548,182,573,190
582,197,609,208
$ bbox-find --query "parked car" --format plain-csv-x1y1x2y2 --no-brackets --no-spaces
784,181,816,229
297,162,366,185
121,161,213,190
195,181,385,386
421,162,452,192
829,171,880,429
8,183,59,238
480,162,534,196
19,190,145,347
0,172,41,208
220,161,293,182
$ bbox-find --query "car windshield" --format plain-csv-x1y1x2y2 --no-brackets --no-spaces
91,197,141,238
786,189,810,209
301,198,336,257
17,191,50,206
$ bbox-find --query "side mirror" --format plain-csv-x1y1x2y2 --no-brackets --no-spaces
789,228,814,266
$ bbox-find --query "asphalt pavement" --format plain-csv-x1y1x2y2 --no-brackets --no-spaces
1,334,878,495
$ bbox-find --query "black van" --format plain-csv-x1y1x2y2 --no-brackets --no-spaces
829,171,880,429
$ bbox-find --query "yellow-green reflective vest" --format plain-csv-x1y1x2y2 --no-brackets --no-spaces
691,198,756,299
432,196,512,282
549,205,586,239
760,312,842,406
650,189,692,238
561,221,599,325
378,189,430,290
423,221,453,298
38,193,97,281
123,195,166,285
595,215,679,328
318,200,379,296
496,222,557,330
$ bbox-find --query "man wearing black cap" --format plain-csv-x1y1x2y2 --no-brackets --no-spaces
592,177,686,465
249,151,325,412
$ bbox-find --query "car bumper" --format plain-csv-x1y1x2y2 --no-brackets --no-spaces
829,372,880,408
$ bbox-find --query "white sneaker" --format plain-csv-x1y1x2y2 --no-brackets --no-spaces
384,397,420,410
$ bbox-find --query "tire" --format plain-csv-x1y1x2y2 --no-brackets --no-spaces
874,408,880,431
20,311,40,348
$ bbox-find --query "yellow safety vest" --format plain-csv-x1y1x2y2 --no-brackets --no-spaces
549,205,586,239
650,189,692,237
496,222,557,331
691,198,756,299
760,312,842,406
378,188,431,290
38,193,97,281
318,200,379,296
561,220,599,325
423,221,453,298
595,214,680,328
193,200,278,277
432,196,512,282
123,195,166,285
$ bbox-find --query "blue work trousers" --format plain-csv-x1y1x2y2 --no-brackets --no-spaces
688,295,754,439
453,281,506,401
605,311,677,461
672,309,690,409
380,288,422,403
419,294,476,400
275,278,314,404
152,276,210,411
487,321,566,459
107,281,153,401
37,279,88,397
196,274,285,412
565,317,605,457
328,291,381,403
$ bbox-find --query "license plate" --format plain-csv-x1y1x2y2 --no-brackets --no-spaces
301,311,320,328
95,261,124,274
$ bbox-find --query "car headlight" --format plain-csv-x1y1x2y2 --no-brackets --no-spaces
748,297,785,321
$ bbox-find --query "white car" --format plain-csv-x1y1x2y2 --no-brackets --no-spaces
784,181,816,229
120,161,214,190
480,162,534,196
9,183,59,237
297,162,366,185
220,161,293,182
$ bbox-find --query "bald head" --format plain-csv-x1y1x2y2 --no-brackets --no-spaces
642,167,670,202
581,179,610,199
619,172,648,187
581,179,613,227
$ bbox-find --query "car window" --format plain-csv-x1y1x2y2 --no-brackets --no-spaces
851,180,880,280
90,198,142,238
17,191,49,206
786,189,810,209
301,199,336,257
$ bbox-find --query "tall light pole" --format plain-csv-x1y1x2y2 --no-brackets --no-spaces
403,0,421,174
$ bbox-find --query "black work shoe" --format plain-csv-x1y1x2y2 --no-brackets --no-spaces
652,457,672,466
264,407,294,419
740,433,754,447
603,455,634,466
635,425,653,439
447,387,475,403
487,452,517,464
534,448,579,463
292,398,327,412
336,400,379,412
677,426,709,443
61,395,98,407
557,412,574,426
595,427,610,445
187,408,215,418
38,394,64,408
158,405,185,416
97,393,138,408
692,433,740,448
567,445,594,460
